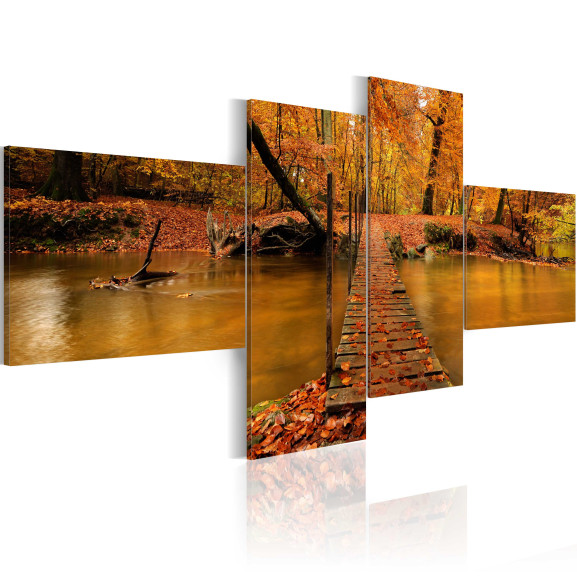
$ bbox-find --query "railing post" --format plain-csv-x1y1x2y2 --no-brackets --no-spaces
354,191,358,257
326,172,334,386
348,189,352,294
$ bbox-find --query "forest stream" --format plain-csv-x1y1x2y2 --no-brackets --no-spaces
250,254,466,406
4,251,245,365
466,247,575,329
250,256,349,406
396,255,464,387
251,248,575,403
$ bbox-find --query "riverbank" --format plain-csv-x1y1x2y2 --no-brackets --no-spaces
371,213,574,267
248,374,366,459
5,188,244,254
250,208,359,255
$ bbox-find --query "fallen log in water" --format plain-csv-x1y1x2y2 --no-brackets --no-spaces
89,219,177,289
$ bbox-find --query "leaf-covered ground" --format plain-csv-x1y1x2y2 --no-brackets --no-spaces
5,188,243,253
248,374,366,460
371,213,573,266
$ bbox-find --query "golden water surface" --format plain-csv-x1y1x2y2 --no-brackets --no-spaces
4,251,245,365
396,256,463,387
465,255,575,329
249,256,349,406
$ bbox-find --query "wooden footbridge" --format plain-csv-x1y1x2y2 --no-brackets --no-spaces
325,220,450,413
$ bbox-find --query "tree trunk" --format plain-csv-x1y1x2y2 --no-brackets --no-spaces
36,150,88,201
322,109,333,146
263,181,268,210
421,91,449,215
422,127,443,215
492,188,507,224
248,120,326,241
517,191,534,251
466,185,476,218
89,154,97,189
88,154,97,199
134,157,142,187
506,190,515,235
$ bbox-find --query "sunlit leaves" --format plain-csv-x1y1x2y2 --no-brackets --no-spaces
249,100,365,212
247,375,366,459
368,78,463,216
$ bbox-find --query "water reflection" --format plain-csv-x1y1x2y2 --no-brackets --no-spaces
6,265,74,363
465,256,575,329
249,256,350,405
535,240,576,260
396,256,463,387
4,251,245,365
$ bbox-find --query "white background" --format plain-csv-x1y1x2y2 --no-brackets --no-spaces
1,1,576,575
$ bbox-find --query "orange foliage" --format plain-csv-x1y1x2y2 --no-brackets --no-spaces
368,78,463,216
249,100,365,212
248,375,366,460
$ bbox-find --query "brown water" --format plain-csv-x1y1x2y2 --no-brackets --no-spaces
466,255,575,329
535,240,576,259
4,251,245,365
396,256,463,387
249,256,349,406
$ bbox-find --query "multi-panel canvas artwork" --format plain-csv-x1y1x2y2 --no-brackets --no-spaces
3,79,575,460
247,100,367,459
367,77,464,397
464,186,575,329
3,146,245,365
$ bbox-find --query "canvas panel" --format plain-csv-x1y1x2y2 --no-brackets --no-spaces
464,186,575,329
247,100,367,459
3,146,245,365
367,77,464,397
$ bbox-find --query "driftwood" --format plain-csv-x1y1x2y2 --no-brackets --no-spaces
206,207,244,257
90,219,177,289
251,221,325,255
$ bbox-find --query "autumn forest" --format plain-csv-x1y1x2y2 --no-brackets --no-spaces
369,78,463,218
4,146,246,366
248,100,366,254
3,85,575,450
465,186,576,262
5,147,245,255
247,100,367,459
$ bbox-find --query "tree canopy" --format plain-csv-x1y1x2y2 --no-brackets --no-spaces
248,100,366,217
6,147,245,210
368,78,463,216
466,186,576,246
